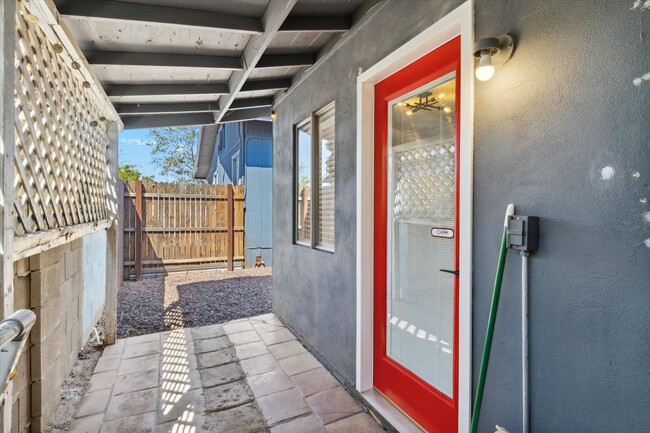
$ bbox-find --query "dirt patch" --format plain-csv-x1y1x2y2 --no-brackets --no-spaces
118,267,272,338
44,320,105,433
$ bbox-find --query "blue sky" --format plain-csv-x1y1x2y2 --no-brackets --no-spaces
118,128,173,182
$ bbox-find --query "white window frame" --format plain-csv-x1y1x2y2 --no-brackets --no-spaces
355,2,474,432
294,102,336,252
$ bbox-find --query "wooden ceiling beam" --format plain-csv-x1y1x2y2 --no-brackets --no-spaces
58,0,262,34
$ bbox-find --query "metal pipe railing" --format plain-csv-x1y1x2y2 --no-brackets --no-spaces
1,310,36,396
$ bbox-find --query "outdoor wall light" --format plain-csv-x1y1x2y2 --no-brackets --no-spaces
271,110,277,120
473,35,515,81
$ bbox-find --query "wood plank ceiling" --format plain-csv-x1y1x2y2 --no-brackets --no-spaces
54,0,365,129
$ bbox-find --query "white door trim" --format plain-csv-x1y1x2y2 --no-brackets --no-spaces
355,2,474,432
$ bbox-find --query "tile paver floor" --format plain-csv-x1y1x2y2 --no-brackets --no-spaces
70,314,385,433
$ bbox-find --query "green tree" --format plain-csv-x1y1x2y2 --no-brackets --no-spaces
118,164,155,182
146,126,201,182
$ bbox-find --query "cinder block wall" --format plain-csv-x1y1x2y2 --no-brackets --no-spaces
6,240,86,433
11,258,32,433
30,240,84,432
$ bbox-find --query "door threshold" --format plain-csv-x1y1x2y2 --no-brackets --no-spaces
361,389,425,433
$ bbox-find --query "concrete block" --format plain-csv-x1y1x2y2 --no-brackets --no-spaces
31,293,62,343
18,393,31,433
15,257,30,277
30,264,61,307
104,388,157,421
306,387,362,424
30,247,62,271
256,388,310,426
13,274,31,310
65,249,82,280
199,362,245,388
31,322,64,379
12,347,31,395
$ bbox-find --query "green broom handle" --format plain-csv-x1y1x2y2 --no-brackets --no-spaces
470,204,514,433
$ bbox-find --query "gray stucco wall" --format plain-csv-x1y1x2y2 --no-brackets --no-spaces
473,1,649,432
273,0,464,386
273,0,649,431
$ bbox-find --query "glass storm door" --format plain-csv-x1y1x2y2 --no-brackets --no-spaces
373,37,460,433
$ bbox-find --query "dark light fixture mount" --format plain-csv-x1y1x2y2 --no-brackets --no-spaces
473,34,515,81
404,91,442,114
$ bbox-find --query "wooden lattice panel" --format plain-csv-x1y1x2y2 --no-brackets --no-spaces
13,1,109,235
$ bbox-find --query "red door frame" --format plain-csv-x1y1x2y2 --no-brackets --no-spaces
373,36,461,433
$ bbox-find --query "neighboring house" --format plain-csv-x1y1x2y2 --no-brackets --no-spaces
195,120,273,267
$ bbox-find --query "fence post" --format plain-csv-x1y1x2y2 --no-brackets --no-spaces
227,185,234,271
0,0,16,429
134,180,144,280
104,122,119,345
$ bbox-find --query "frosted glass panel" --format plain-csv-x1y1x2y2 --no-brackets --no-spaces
386,74,456,397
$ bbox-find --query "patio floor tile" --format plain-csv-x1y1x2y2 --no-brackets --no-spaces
72,318,384,433
158,388,205,424
113,369,159,395
253,322,285,334
191,324,226,340
227,329,261,345
196,347,237,369
126,333,160,345
223,320,254,335
256,388,311,426
203,403,266,433
93,355,122,373
203,380,255,412
292,367,340,397
100,411,157,433
86,371,117,393
240,354,281,376
123,340,160,359
270,414,328,433
268,340,306,360
76,389,112,418
325,412,385,432
260,328,296,345
104,388,158,421
194,336,232,354
235,341,270,360
279,352,322,376
307,387,362,425
69,413,104,433
247,369,294,398
199,362,245,388
118,354,160,375
101,340,125,357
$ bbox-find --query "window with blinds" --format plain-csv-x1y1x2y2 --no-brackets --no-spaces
317,104,335,248
294,102,336,251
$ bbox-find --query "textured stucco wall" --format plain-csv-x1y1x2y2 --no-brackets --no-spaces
273,0,465,385
472,1,650,431
273,0,649,431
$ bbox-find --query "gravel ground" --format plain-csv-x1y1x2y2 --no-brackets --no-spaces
118,267,272,338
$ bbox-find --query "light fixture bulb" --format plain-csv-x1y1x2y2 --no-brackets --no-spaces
475,51,495,81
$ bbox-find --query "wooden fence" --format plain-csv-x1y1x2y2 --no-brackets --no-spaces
121,181,245,280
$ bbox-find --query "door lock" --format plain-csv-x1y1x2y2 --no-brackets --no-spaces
439,269,459,276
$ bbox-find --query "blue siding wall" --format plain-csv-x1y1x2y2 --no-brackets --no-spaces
82,230,106,337
245,137,273,265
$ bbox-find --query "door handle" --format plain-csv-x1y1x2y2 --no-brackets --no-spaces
439,269,459,276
